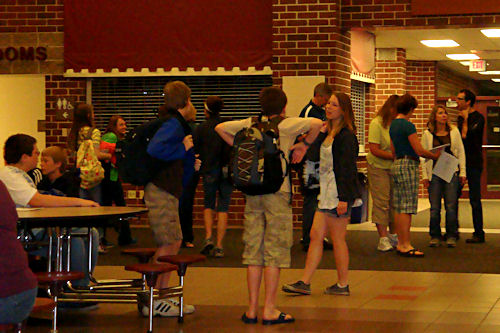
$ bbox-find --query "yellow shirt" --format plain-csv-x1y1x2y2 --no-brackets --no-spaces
367,116,393,170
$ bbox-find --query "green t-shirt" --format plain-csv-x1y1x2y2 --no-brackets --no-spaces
101,132,119,181
367,116,393,170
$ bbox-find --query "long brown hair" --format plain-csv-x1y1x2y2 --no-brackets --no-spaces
67,103,94,151
427,104,451,134
327,92,356,137
105,115,125,139
377,95,399,128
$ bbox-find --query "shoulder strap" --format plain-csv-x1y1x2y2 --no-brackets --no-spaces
85,127,95,141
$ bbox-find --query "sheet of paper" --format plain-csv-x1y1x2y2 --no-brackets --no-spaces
430,143,450,152
432,151,459,183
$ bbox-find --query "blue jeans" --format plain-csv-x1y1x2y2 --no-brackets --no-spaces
466,167,484,237
0,287,37,324
428,173,459,239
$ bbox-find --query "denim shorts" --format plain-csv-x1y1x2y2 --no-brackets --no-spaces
202,168,233,212
317,204,352,218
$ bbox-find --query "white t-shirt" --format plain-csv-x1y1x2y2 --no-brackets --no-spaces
219,116,312,193
0,166,37,207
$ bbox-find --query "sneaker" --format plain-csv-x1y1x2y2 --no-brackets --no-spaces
282,280,311,295
388,233,398,247
213,247,224,258
446,237,457,248
324,283,350,296
466,235,485,244
200,238,214,255
98,244,108,254
377,237,393,252
429,237,441,247
141,299,195,317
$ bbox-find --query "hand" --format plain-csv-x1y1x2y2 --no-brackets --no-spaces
459,176,467,187
183,135,194,151
433,148,442,160
194,154,201,172
320,121,328,133
80,199,100,207
423,179,430,189
289,142,308,163
337,201,348,216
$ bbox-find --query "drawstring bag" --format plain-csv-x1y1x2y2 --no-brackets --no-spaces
77,129,105,189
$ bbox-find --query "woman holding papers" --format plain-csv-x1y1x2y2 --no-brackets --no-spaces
421,105,466,248
389,94,441,257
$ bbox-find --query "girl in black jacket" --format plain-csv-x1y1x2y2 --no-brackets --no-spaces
283,92,362,296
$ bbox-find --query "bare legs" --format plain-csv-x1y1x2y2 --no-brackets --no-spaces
153,241,181,289
394,212,422,254
246,265,292,321
299,211,349,286
203,208,228,248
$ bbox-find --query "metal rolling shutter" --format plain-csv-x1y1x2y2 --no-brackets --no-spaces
350,80,366,147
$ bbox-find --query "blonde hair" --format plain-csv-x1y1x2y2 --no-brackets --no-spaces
41,146,68,172
427,104,452,134
327,92,356,137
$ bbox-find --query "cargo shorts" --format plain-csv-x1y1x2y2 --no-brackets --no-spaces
144,182,183,246
242,191,293,268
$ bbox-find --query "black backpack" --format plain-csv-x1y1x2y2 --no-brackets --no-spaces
230,115,288,195
115,118,167,186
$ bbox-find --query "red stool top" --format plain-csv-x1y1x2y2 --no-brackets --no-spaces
32,298,56,312
122,248,157,258
36,271,85,284
125,263,177,274
157,254,206,266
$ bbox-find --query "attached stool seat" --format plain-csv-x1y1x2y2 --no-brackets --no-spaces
157,254,206,323
122,248,157,264
125,263,177,333
36,271,85,333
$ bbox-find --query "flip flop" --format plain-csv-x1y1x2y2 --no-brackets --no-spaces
262,312,295,325
241,313,258,324
397,248,424,257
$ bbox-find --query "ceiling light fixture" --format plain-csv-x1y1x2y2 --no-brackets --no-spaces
481,29,500,38
420,40,459,47
491,78,500,82
459,61,471,66
479,71,500,75
446,54,480,60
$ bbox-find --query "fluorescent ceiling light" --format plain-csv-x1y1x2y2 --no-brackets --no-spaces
446,54,480,60
459,61,470,66
420,40,459,47
492,79,500,82
481,29,500,37
479,71,500,75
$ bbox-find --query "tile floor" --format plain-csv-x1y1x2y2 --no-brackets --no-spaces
26,266,500,332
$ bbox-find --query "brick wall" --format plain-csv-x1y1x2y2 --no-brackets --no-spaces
341,0,500,28
0,0,64,33
272,0,351,93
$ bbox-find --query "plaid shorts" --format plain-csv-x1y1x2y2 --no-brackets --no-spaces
391,159,419,214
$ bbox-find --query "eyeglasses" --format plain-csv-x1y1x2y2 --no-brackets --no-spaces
456,97,465,100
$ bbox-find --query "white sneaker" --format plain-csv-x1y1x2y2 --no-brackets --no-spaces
377,237,393,252
388,233,399,247
141,299,195,317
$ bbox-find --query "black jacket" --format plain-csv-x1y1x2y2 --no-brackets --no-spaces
311,127,362,203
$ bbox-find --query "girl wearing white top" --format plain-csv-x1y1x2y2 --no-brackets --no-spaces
421,105,466,247
282,93,362,296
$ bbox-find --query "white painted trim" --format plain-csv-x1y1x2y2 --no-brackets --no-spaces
65,66,273,78
350,72,375,84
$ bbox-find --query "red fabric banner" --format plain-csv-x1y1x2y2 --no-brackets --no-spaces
64,1,272,72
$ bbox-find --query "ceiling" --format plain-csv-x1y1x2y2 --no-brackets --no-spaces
375,28,500,81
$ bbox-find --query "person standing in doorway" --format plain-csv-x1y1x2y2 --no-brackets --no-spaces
298,82,333,252
456,89,485,243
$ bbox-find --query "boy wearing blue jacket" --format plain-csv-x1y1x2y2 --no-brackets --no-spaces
143,81,199,317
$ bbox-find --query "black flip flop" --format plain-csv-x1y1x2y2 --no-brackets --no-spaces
262,312,295,325
241,313,258,324
397,248,424,257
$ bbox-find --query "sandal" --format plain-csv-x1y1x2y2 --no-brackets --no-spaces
262,312,295,325
241,313,257,324
397,248,424,257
